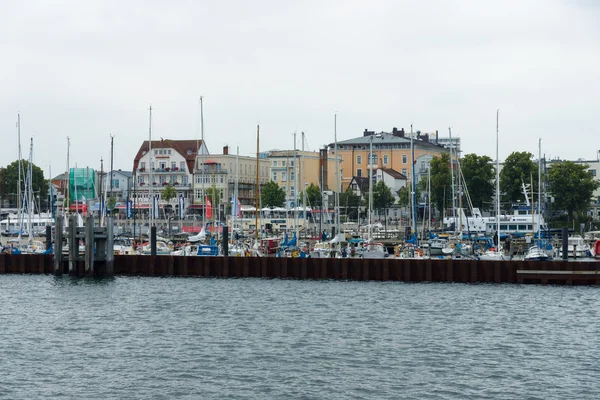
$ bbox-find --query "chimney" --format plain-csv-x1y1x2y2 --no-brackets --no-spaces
423,133,429,143
363,129,375,137
400,128,405,138
223,145,229,155
320,147,329,190
392,127,398,136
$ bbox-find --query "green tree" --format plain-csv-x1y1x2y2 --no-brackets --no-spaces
300,183,322,208
401,182,422,208
500,151,538,204
1,160,47,207
429,153,452,218
548,161,600,221
206,185,222,206
0,167,5,205
372,181,394,213
161,184,177,203
339,187,362,219
261,181,286,208
460,153,494,211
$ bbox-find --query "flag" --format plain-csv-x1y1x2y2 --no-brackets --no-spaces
153,194,160,219
81,196,88,215
178,194,185,219
231,195,241,217
205,196,213,219
126,198,133,219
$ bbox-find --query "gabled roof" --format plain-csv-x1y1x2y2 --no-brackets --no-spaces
378,167,407,180
349,176,370,193
133,139,205,173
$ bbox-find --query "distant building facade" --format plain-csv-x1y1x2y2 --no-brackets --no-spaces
329,127,449,192
132,139,208,205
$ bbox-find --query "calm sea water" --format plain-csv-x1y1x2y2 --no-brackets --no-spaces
0,276,599,399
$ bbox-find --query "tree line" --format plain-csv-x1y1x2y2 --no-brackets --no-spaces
259,151,600,223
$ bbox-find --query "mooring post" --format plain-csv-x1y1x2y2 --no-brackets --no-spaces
151,226,157,256
45,226,52,250
53,217,63,275
223,226,229,257
85,216,95,276
106,216,114,276
562,226,568,261
69,215,78,274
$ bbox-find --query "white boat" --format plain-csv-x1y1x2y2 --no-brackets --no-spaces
141,240,171,255
558,236,592,258
524,245,551,261
171,244,198,256
362,242,387,259
113,238,135,255
421,238,452,256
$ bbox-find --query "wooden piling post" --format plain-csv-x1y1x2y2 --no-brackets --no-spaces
53,217,63,275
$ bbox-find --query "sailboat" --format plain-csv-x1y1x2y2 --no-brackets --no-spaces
362,133,386,259
479,110,511,261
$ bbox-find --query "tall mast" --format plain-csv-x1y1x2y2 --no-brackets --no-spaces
66,136,70,215
234,146,239,236
496,110,500,253
449,127,456,235
27,138,33,243
334,114,340,243
255,125,260,240
200,96,205,227
538,138,542,236
411,124,418,243
17,114,22,240
293,131,299,242
148,105,153,228
301,132,306,223
368,135,373,242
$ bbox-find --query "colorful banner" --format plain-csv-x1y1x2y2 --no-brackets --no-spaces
205,196,212,219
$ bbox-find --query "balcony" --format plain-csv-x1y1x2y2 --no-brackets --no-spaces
151,167,186,173
195,167,228,175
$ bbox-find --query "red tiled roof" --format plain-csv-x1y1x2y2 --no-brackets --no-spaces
132,139,205,173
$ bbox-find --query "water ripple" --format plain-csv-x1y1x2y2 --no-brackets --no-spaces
0,276,599,399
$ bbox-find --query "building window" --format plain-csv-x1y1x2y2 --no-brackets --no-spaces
589,169,597,177
180,161,185,171
383,155,388,164
290,187,295,196
291,160,295,167
138,176,144,184
160,162,166,169
171,162,176,170
112,179,120,188
368,153,377,165
182,176,188,185
281,171,287,182
357,155,362,164
151,162,155,169
273,172,278,181
159,176,166,184
282,161,286,167
357,169,362,177
140,162,146,169
273,161,278,167
290,172,295,181
402,168,407,176
402,155,407,164
351,183,357,191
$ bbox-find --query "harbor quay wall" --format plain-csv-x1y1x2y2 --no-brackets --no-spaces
0,254,599,285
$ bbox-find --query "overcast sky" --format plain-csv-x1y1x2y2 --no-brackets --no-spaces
1,0,598,177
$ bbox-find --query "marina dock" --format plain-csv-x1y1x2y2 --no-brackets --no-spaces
1,254,599,285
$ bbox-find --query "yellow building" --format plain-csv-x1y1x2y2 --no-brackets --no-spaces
330,128,449,190
261,149,342,207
